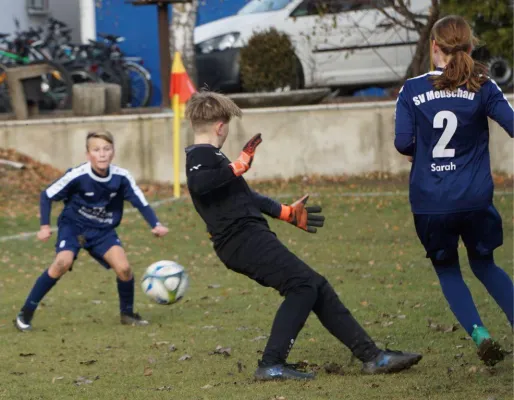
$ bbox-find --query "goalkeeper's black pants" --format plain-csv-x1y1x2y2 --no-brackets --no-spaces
217,227,381,366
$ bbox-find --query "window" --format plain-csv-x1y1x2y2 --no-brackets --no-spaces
291,0,386,17
27,0,49,16
238,0,292,15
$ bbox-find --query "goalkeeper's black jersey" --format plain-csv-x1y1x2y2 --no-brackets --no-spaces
185,144,281,256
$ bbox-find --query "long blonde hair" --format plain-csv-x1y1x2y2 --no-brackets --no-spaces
430,15,488,92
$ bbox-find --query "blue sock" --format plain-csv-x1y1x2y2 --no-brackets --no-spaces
22,269,59,314
469,254,514,327
117,277,134,315
433,261,483,335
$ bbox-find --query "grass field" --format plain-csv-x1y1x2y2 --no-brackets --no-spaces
0,176,512,400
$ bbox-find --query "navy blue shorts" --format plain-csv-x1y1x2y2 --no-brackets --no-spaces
55,224,122,269
414,205,503,261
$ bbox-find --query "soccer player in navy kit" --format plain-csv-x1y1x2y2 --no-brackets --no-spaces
395,15,513,366
15,131,169,331
184,90,422,381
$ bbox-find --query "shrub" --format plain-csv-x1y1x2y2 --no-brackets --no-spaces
239,28,298,92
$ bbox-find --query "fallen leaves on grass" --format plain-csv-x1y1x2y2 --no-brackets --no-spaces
143,366,153,376
209,345,231,357
155,386,172,391
427,319,459,333
208,284,221,289
52,376,64,383
74,376,99,386
237,361,244,373
168,344,177,352
323,362,345,375
178,354,191,361
79,360,97,366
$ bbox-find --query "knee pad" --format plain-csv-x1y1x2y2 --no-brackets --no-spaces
430,249,459,267
467,251,494,263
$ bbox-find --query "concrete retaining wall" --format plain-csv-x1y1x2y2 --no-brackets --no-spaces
1,97,512,183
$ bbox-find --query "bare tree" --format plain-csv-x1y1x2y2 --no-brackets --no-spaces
169,0,199,86
375,0,441,79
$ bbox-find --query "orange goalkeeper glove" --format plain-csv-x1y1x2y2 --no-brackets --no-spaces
279,194,325,233
229,133,262,177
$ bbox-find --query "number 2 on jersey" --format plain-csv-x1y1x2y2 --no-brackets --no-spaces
433,110,457,158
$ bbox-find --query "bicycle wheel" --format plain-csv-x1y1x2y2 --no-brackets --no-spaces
96,62,130,107
124,61,152,107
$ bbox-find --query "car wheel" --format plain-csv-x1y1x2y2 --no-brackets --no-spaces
487,56,513,88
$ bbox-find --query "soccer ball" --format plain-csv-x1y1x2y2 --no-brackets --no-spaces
141,260,189,305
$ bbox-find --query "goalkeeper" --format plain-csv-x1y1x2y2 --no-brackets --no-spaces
184,90,422,381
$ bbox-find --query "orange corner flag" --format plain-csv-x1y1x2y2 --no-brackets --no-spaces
170,51,196,105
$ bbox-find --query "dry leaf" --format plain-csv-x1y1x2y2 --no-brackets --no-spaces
155,386,173,391
52,376,64,383
209,345,231,357
201,384,213,389
178,354,191,361
143,366,153,376
324,362,345,375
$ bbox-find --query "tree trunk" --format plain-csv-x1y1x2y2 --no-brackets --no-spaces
404,2,440,79
170,0,199,87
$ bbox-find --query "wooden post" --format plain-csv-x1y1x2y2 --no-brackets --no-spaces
126,0,192,108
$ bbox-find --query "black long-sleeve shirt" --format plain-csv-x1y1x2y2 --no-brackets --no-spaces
185,144,281,256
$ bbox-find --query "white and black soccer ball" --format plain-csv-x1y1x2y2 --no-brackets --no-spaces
141,260,189,305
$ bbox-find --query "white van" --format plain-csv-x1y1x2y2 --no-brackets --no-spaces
194,0,511,93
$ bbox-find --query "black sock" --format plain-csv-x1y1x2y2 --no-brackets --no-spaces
261,285,318,366
117,276,134,315
21,269,59,318
313,279,380,362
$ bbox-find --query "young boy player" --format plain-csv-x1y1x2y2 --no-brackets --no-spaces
184,90,422,380
15,130,169,331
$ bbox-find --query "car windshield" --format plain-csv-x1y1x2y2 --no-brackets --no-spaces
237,0,291,15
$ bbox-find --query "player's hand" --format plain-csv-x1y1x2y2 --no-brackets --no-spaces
279,194,325,233
37,225,52,242
407,156,413,163
229,133,262,176
152,224,169,237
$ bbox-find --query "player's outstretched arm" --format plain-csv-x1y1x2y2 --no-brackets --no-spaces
278,194,325,233
250,190,282,218
121,172,167,235
228,133,262,176
38,168,78,236
485,80,514,138
187,134,262,196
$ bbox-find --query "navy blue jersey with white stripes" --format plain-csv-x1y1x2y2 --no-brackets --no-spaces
395,69,514,214
40,162,159,229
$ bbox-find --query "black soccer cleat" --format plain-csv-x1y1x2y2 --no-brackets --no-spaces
254,361,316,381
120,312,149,326
361,349,422,374
14,311,33,332
477,338,504,366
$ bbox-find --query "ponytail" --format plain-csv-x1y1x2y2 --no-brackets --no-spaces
431,50,488,92
430,15,489,92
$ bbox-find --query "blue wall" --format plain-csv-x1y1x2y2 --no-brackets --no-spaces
95,0,247,106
